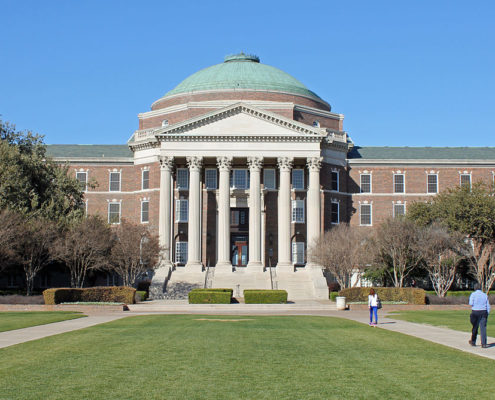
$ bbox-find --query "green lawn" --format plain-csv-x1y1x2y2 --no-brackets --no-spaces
388,310,494,337
0,315,494,399
0,311,85,332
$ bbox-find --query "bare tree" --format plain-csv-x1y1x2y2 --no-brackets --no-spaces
417,224,466,297
467,239,495,294
110,220,162,287
309,224,370,289
17,218,58,295
52,216,113,287
371,217,423,288
0,210,22,272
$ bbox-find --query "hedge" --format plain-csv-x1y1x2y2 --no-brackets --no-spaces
426,290,474,297
339,287,426,305
329,292,339,301
244,290,288,304
136,291,147,302
188,289,232,304
43,286,136,305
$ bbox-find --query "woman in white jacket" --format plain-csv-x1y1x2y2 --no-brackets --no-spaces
368,288,378,326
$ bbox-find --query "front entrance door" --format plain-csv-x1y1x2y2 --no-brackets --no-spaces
231,235,248,267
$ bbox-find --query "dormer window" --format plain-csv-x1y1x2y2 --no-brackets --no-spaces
162,119,169,127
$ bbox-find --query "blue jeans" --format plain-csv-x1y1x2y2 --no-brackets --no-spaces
369,306,378,324
470,310,488,346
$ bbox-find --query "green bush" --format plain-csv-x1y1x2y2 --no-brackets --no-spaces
136,291,147,302
188,289,232,304
43,287,136,305
339,287,426,305
330,292,339,301
244,290,288,304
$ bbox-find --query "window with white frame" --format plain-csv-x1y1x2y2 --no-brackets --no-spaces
427,174,438,194
292,242,305,264
230,169,248,189
205,169,217,189
331,171,339,191
76,171,87,192
292,169,304,189
394,174,405,193
331,201,339,224
360,204,372,226
108,202,121,224
175,199,188,222
264,169,276,189
360,174,371,193
291,200,305,223
175,241,188,264
142,170,149,190
109,172,121,192
460,174,471,189
393,203,405,218
177,168,189,190
141,201,149,223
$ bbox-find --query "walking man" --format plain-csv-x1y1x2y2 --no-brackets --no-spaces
468,284,490,348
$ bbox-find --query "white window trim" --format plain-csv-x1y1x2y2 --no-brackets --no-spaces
231,169,249,189
176,168,189,190
175,241,188,264
331,170,339,192
141,200,149,224
427,173,438,194
331,201,339,224
360,204,372,226
393,173,405,194
393,203,406,218
292,169,305,190
291,199,305,223
263,168,276,190
109,171,121,192
205,168,218,190
460,173,472,188
175,199,188,223
142,170,150,191
292,242,305,265
76,171,88,192
360,174,372,194
108,202,121,225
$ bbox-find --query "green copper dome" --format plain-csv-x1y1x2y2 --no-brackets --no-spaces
162,53,324,102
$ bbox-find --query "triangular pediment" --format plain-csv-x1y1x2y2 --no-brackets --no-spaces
154,103,325,139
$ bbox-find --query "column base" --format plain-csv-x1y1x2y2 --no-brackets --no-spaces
247,261,264,273
185,262,204,273
215,261,233,274
276,262,295,274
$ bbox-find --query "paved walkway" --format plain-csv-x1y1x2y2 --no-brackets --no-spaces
0,304,493,360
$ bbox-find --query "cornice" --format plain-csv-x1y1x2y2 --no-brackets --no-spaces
294,104,344,121
347,159,495,167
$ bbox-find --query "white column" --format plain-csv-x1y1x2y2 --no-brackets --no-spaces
306,157,322,253
159,156,174,267
185,156,203,272
247,156,263,272
276,157,293,271
215,156,232,272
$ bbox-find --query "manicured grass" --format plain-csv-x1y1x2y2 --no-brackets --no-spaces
0,315,494,399
0,311,85,332
388,310,494,337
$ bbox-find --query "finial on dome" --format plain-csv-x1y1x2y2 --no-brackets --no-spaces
224,53,260,63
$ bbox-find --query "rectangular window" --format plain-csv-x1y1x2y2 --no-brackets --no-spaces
263,169,276,189
142,170,149,190
460,174,471,189
76,172,87,192
175,242,188,264
177,168,189,190
427,174,438,194
394,174,405,193
231,169,248,189
291,200,305,223
108,202,121,224
109,172,121,192
205,169,217,189
331,171,339,191
393,203,405,218
360,174,371,193
292,169,304,190
331,202,339,224
175,199,188,222
292,242,305,265
141,201,149,223
360,204,372,226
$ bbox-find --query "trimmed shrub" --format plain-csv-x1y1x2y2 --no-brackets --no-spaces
426,290,473,297
329,292,339,301
188,289,232,304
244,290,288,304
339,287,426,305
43,287,136,305
136,291,147,302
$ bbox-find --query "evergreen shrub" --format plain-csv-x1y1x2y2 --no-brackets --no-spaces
136,291,147,302
339,287,426,305
188,289,232,304
330,292,339,301
43,287,136,305
243,290,288,304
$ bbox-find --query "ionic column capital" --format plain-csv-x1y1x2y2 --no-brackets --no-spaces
247,156,263,172
216,156,233,172
159,156,174,171
186,156,203,171
306,156,323,172
277,157,293,172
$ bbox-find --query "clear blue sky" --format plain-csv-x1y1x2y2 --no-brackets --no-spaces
1,0,494,147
